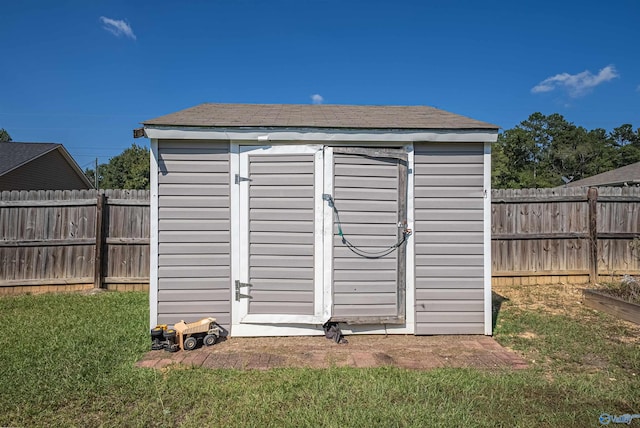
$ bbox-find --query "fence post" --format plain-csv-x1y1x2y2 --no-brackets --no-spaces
587,187,598,284
94,192,106,289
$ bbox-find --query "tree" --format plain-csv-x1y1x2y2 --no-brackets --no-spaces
492,113,617,188
85,143,150,190
0,128,12,142
610,124,640,167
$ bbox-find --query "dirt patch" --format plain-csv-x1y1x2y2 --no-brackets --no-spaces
493,282,640,342
517,332,539,340
581,353,609,369
493,283,586,317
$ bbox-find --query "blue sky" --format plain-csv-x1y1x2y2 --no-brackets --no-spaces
1,0,639,169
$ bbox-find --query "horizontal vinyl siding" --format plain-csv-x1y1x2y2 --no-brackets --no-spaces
332,154,399,318
156,140,231,329
414,143,485,335
248,153,316,315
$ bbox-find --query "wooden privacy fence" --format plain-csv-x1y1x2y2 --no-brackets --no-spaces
0,189,149,294
492,187,640,286
1,187,639,293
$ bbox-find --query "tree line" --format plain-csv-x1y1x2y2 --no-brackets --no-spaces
492,113,640,188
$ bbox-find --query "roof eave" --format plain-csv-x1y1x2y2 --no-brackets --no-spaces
142,124,499,143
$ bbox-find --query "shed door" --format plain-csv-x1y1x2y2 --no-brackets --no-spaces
329,147,408,324
236,145,408,327
237,145,328,324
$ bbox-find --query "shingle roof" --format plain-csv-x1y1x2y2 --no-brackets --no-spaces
0,142,60,176
143,103,499,130
566,161,640,187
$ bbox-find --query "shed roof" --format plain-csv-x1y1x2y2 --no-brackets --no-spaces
0,142,60,176
143,103,499,130
566,161,640,187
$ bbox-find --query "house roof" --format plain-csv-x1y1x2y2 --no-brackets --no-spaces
566,161,640,187
0,142,61,176
143,103,500,130
0,142,93,187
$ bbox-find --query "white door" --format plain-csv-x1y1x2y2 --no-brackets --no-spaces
234,145,329,325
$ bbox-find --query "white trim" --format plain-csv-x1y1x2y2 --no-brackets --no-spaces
149,139,159,329
230,142,241,327
313,149,326,320
241,144,323,154
483,142,493,336
322,146,334,321
236,145,254,323
405,144,415,333
241,314,328,324
145,126,498,143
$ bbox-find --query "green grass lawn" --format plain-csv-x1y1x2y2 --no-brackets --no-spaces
0,290,638,427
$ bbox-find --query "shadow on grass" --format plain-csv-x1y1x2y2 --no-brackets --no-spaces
492,291,509,332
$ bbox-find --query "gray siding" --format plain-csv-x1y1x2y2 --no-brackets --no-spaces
414,143,485,335
248,153,315,315
332,154,399,318
0,150,91,191
156,140,231,329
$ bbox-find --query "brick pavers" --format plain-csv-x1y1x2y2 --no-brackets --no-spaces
136,335,528,371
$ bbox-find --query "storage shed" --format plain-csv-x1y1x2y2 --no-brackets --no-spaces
142,103,499,336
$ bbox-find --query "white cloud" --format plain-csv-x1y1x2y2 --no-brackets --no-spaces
531,65,618,97
310,94,324,104
100,16,136,40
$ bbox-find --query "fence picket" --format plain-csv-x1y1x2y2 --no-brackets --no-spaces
0,189,150,291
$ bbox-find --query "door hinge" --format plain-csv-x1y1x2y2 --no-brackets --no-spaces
235,174,252,184
235,280,253,301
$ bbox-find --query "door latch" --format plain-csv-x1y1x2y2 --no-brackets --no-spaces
322,193,335,207
398,222,412,236
235,280,253,301
235,174,252,184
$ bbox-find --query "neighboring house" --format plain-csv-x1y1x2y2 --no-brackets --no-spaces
0,142,93,191
566,161,640,187
142,103,499,336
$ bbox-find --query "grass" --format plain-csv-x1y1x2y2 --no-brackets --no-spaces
0,289,638,427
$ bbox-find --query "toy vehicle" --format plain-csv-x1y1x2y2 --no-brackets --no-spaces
173,317,221,351
150,325,179,352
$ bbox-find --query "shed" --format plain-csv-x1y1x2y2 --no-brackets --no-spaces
0,142,93,191
142,103,499,336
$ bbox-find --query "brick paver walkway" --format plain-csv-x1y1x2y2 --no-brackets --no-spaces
136,335,528,371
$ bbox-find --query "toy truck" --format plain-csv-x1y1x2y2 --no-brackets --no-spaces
150,317,221,352
173,317,221,351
